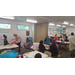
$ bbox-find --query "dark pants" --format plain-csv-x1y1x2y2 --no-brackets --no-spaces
48,49,58,57
17,42,21,52
70,49,75,55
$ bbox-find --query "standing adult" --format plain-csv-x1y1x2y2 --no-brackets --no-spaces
68,32,75,57
12,34,22,53
55,34,58,40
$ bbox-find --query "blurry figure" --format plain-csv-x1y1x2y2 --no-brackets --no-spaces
3,35,9,45
68,32,75,57
55,34,58,40
47,40,58,57
39,40,46,53
35,53,42,58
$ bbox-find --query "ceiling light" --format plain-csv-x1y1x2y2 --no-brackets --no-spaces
0,16,14,19
63,21,69,25
49,23,55,26
26,19,37,23
56,25,61,27
62,25,66,28
70,24,74,26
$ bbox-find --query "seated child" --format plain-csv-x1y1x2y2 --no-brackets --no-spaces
44,38,51,45
29,37,33,43
47,40,58,57
3,35,9,45
35,53,42,58
51,37,54,41
44,37,47,43
39,40,46,53
44,37,49,44
64,36,69,42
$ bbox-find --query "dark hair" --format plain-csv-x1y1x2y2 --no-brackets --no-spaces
3,35,7,38
52,40,56,45
40,40,43,45
71,32,74,35
35,53,42,58
55,34,57,36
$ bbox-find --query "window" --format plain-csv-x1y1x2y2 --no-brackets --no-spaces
18,25,30,30
0,23,11,29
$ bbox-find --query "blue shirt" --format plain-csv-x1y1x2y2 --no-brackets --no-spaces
29,38,32,43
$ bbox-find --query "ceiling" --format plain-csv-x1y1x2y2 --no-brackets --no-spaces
1,16,75,27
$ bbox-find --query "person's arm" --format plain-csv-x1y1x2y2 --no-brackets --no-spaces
12,38,16,40
46,46,50,49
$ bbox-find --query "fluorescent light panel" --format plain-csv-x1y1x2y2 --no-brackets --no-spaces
0,16,14,19
70,24,74,26
26,19,37,23
49,23,55,26
62,25,66,27
63,21,69,25
56,25,61,27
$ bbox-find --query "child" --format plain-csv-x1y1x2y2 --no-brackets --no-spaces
44,37,47,43
39,40,46,53
44,37,49,44
3,35,9,45
48,38,51,45
64,36,69,42
47,40,58,57
35,53,42,58
29,37,33,43
51,37,54,42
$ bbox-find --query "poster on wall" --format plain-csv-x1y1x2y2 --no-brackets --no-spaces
63,30,66,33
49,28,54,31
60,30,63,35
55,29,59,31
26,31,30,36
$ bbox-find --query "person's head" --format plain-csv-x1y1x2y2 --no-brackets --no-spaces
35,53,42,58
40,40,43,45
52,40,56,45
13,34,17,37
71,32,74,36
60,35,62,38
3,35,7,39
55,34,57,36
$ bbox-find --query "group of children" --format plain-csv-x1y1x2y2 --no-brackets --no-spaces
38,34,69,57
39,38,58,57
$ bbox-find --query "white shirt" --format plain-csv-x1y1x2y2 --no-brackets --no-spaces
16,37,22,43
68,36,75,51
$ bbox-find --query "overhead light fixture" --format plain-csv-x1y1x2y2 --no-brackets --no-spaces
49,23,55,26
63,21,69,25
56,25,61,27
26,19,37,23
62,25,66,28
70,24,74,26
0,16,14,19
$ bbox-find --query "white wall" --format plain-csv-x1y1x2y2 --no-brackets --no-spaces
0,19,34,46
66,27,75,36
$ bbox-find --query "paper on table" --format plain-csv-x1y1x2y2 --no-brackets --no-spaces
26,53,29,56
33,55,35,58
